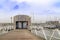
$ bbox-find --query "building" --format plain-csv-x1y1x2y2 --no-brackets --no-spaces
14,15,31,29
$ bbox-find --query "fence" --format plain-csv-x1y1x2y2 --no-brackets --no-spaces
29,25,60,40
0,25,14,35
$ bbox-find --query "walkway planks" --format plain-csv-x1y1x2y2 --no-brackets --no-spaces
0,29,45,40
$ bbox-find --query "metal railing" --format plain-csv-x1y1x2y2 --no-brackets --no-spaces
0,26,14,35
30,25,60,40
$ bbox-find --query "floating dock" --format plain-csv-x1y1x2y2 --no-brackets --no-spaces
0,29,45,40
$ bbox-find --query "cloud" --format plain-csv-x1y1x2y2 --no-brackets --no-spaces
0,0,31,12
0,0,56,13
13,0,53,4
0,0,60,23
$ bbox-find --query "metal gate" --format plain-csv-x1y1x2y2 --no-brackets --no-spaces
18,22,22,28
23,22,27,29
16,21,28,29
16,22,22,29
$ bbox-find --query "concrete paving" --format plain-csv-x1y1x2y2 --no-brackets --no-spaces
0,29,45,40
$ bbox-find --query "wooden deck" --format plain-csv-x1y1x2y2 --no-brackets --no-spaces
0,29,45,40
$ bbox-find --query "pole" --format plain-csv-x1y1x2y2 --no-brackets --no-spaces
11,17,12,29
33,12,34,23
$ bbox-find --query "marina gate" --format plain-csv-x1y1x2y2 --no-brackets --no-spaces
14,15,31,29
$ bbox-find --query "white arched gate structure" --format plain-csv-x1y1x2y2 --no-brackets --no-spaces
14,15,31,29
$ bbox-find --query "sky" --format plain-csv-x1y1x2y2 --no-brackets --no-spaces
0,0,60,23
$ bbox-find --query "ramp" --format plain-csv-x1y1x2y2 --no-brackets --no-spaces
0,29,44,40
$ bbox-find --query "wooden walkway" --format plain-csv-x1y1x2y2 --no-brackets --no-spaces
0,29,45,40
